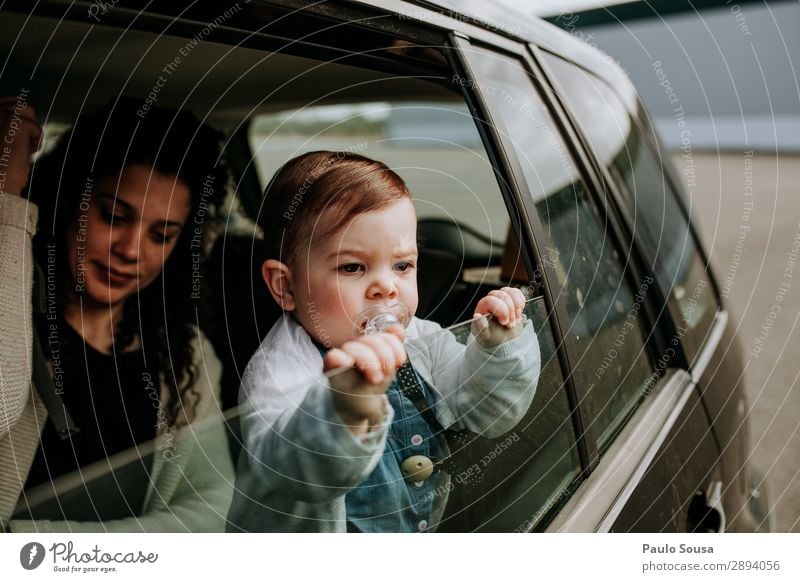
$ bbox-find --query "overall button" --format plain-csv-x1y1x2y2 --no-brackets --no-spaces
411,434,423,446
401,455,433,482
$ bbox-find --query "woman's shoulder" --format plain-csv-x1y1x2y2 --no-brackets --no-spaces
154,327,223,427
0,193,38,236
190,327,221,367
172,327,223,403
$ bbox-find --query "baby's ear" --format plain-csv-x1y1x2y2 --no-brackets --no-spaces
262,259,296,311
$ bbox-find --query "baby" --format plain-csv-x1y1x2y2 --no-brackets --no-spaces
227,151,540,532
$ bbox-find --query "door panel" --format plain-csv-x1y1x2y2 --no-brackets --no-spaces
545,370,710,531
611,387,718,532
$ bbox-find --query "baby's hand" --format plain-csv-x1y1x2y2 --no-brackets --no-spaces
324,330,406,435
472,287,527,348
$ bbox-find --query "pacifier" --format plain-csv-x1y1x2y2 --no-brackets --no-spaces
354,303,412,335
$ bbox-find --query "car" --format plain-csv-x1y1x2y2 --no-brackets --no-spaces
1,0,771,533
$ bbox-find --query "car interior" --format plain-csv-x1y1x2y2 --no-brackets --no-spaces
1,8,493,399
4,6,578,531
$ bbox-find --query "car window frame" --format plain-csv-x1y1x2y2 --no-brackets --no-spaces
167,1,588,531
231,12,594,528
450,34,594,477
215,10,588,531
451,35,720,532
455,33,680,457
534,47,722,367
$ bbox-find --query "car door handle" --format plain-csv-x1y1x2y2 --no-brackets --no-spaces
706,481,727,533
687,480,726,532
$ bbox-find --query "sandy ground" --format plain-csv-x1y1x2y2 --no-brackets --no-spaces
677,152,800,532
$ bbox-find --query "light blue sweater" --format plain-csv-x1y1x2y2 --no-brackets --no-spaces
227,313,540,532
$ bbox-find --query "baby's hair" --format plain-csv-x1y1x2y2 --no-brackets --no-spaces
258,150,411,264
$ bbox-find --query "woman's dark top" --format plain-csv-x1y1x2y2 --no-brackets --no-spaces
22,317,160,520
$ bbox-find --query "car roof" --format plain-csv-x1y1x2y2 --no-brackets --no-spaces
412,0,635,101
1,1,636,126
0,7,454,126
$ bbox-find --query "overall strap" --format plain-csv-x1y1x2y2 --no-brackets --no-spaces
395,361,444,434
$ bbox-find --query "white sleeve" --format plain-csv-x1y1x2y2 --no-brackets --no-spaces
426,319,540,438
0,193,37,440
237,351,392,503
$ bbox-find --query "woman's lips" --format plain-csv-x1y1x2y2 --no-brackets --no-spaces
94,262,136,286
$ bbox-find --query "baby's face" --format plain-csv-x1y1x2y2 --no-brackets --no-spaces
291,198,419,348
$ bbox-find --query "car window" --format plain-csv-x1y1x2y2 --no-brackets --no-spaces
12,8,578,532
540,53,717,357
463,46,656,450
434,298,580,532
249,92,580,531
249,94,580,532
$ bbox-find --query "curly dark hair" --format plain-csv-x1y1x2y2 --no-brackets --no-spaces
28,98,229,426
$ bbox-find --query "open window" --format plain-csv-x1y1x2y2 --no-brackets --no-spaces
243,40,580,532
7,0,576,533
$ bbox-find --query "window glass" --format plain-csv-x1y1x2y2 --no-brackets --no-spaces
434,297,579,532
541,54,715,344
7,7,579,535
465,46,655,449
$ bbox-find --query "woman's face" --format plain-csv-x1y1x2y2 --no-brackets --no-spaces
66,163,192,310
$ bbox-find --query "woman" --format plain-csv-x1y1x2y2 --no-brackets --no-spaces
0,97,233,532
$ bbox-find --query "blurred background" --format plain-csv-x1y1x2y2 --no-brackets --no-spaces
540,0,800,531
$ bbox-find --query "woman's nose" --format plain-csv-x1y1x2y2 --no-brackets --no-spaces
111,225,141,262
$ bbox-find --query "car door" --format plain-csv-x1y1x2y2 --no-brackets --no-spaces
536,49,734,532
453,35,721,531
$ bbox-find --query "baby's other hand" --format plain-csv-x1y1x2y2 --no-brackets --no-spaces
472,287,527,348
324,332,406,434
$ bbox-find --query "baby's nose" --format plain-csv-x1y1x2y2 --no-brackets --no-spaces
368,272,398,299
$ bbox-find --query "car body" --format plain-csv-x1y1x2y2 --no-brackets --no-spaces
1,0,771,532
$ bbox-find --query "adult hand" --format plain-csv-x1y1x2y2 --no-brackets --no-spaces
324,331,406,435
0,96,42,196
472,287,527,348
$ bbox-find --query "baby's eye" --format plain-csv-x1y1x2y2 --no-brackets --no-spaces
394,261,415,272
339,263,364,274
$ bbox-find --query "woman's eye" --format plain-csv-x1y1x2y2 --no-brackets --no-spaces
339,263,364,274
152,232,175,245
100,209,125,224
